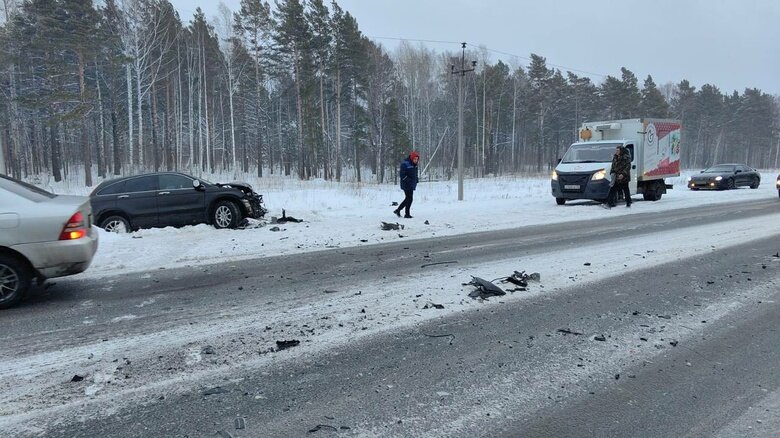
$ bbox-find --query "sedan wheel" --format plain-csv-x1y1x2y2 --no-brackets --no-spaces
0,254,31,309
213,201,241,229
727,178,736,190
749,177,760,189
100,215,130,233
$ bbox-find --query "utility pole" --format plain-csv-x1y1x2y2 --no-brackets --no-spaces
451,43,476,201
0,133,5,175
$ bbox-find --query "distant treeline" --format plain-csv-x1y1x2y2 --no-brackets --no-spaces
1,0,778,185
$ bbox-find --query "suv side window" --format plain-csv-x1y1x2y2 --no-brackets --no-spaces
125,176,158,193
159,174,193,190
98,181,126,195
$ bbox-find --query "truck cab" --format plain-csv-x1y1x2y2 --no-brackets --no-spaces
551,119,681,205
552,140,636,204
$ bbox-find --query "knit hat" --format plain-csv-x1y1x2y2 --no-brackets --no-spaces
409,151,420,161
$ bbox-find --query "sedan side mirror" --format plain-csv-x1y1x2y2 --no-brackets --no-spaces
735,170,742,174
193,179,204,190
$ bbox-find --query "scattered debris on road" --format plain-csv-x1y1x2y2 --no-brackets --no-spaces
593,335,607,342
466,276,506,299
421,260,457,268
308,424,338,433
423,302,445,309
276,340,300,351
557,328,584,336
201,345,216,355
274,209,303,224
203,386,229,396
423,333,455,345
381,222,404,231
235,417,246,430
70,374,84,382
269,226,281,232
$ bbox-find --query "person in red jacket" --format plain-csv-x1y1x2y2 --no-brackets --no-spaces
393,151,419,218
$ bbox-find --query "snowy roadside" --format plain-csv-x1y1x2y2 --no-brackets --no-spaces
57,171,780,280
2,212,779,434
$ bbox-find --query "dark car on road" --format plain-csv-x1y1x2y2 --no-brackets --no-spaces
90,172,267,232
687,164,760,190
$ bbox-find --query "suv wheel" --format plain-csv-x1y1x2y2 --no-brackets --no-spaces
100,215,130,233
213,201,241,229
0,254,31,309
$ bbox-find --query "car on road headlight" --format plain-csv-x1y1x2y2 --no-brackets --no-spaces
0,174,98,309
89,172,268,233
687,163,760,190
776,174,780,198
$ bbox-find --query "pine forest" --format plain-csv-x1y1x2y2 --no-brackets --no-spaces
1,0,778,186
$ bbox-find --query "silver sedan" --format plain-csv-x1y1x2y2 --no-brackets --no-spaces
0,175,98,309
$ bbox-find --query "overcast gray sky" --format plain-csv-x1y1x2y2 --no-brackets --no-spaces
171,0,780,95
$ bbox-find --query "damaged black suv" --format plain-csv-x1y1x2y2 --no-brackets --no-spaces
90,172,267,232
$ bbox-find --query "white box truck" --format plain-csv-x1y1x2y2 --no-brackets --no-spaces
551,118,682,205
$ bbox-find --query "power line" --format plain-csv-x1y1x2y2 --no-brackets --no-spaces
366,35,608,79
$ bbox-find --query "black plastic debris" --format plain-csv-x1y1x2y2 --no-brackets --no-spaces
203,386,229,396
71,374,84,382
391,201,399,206
584,262,591,266
423,303,445,310
308,424,338,433
593,335,607,342
269,226,281,232
276,340,300,351
424,220,430,225
235,417,246,430
381,222,404,231
657,314,672,319
669,340,678,347
557,328,583,336
466,276,505,299
276,209,303,224
201,345,216,355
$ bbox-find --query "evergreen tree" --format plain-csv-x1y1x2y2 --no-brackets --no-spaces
639,75,669,118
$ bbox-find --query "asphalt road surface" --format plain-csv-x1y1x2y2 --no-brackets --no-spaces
1,198,779,437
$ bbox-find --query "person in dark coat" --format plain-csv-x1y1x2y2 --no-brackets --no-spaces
607,145,632,208
393,151,419,218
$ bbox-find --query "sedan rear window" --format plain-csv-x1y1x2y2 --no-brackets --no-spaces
0,174,57,201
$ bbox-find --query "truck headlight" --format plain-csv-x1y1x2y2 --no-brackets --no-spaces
551,170,558,181
715,176,723,181
591,169,607,180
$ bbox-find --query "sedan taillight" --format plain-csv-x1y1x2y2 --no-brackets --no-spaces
59,211,86,240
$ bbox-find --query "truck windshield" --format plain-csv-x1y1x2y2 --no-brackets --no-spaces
561,142,622,163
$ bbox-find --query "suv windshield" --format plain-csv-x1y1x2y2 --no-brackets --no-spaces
0,174,57,202
561,142,622,163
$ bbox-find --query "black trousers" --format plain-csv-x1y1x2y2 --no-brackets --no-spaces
608,181,631,206
397,189,414,215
